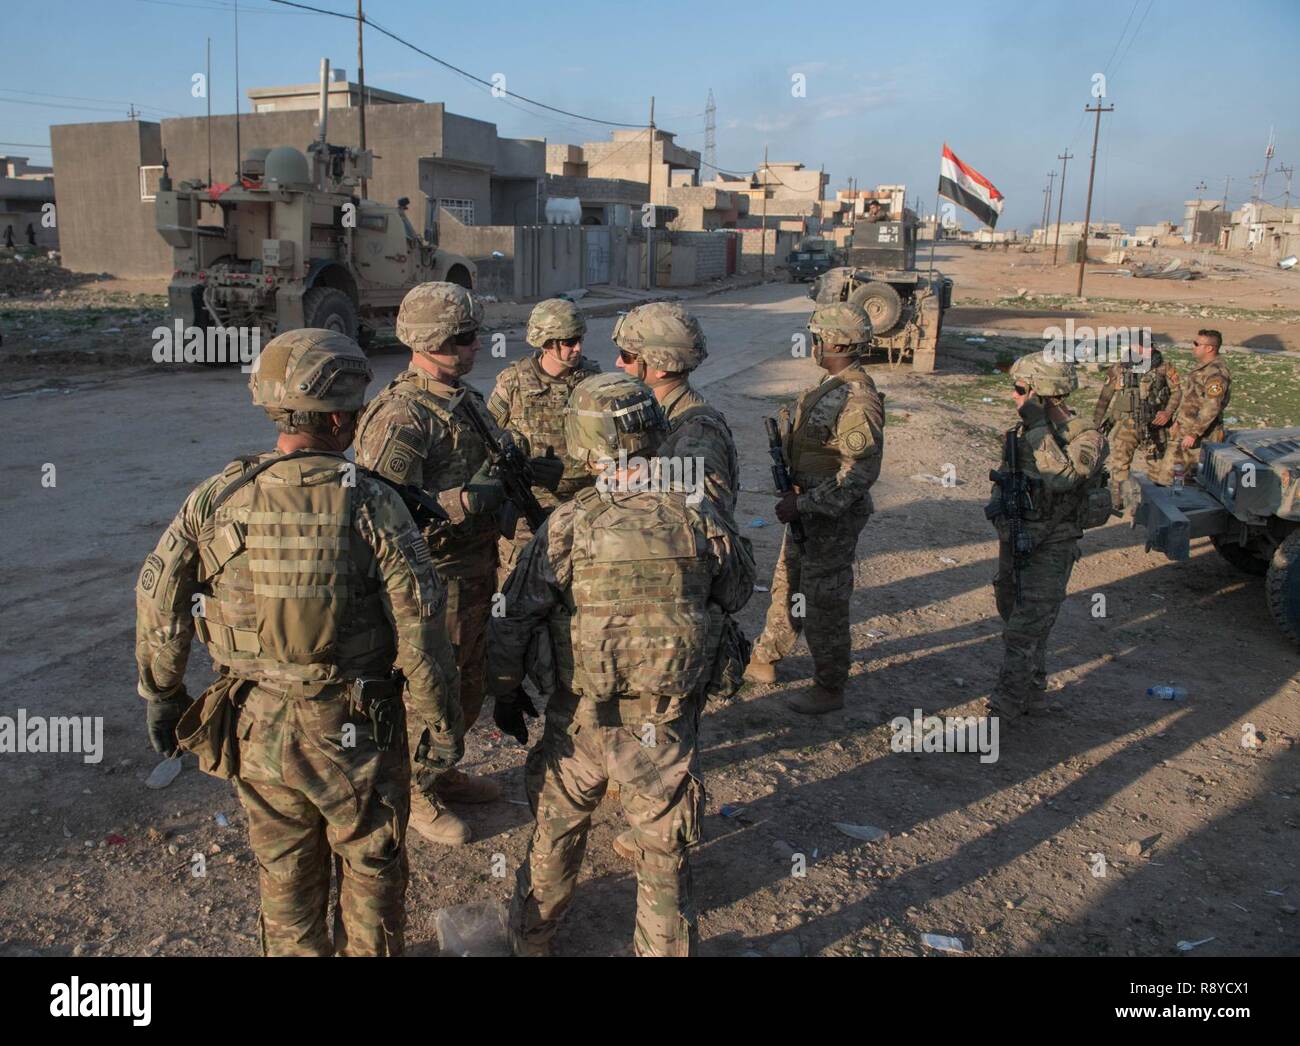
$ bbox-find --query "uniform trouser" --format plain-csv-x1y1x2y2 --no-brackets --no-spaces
1149,424,1224,485
1106,418,1162,483
991,538,1079,714
752,503,871,692
233,683,410,956
411,565,495,796
511,705,705,956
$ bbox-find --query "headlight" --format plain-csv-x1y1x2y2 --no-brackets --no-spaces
1225,471,1238,500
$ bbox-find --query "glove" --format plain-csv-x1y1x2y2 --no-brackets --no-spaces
415,726,464,771
1017,396,1048,428
146,692,192,758
529,447,564,493
463,458,507,515
493,687,539,745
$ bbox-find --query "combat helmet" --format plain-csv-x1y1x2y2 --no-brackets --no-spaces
396,281,483,355
809,301,873,357
526,297,587,348
1011,353,1078,398
611,301,707,372
564,372,668,465
249,328,372,428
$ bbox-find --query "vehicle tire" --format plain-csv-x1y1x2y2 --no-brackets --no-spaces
303,286,359,338
848,281,904,334
446,264,473,289
1212,533,1269,577
356,323,375,352
1266,528,1300,646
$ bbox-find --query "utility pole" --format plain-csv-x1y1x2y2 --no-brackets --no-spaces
1279,163,1295,222
761,145,769,277
704,89,717,175
1191,180,1207,243
1052,149,1073,265
357,0,367,199
1076,102,1113,297
1220,174,1231,212
1040,170,1056,245
645,97,655,289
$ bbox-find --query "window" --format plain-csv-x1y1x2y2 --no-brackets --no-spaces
139,165,164,202
438,198,475,226
358,213,388,232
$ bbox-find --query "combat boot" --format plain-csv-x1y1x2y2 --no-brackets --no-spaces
743,655,778,685
408,791,472,847
435,768,502,804
509,926,551,957
787,684,844,715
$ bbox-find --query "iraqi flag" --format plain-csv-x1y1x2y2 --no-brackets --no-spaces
938,144,1005,229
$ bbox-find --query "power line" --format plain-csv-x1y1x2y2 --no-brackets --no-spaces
0,141,52,150
267,0,641,128
0,86,182,116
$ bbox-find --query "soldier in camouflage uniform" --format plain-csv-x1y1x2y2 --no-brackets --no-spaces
135,330,462,956
355,283,562,846
488,372,754,957
487,298,601,585
1092,346,1181,509
987,354,1109,722
1150,329,1233,486
744,302,886,714
611,301,739,521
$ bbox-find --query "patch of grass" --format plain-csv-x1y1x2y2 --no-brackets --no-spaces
962,292,1300,325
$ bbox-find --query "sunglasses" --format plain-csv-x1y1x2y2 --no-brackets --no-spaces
452,329,480,347
1013,384,1029,395
556,336,582,348
618,348,639,364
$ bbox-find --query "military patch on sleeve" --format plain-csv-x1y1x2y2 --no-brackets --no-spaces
376,441,416,482
138,553,164,596
845,430,868,453
395,527,440,618
1205,379,1225,397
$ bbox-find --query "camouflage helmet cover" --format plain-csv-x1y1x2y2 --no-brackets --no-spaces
611,301,707,372
564,372,668,462
1011,353,1078,397
526,297,587,348
809,301,873,352
396,281,484,354
248,328,372,413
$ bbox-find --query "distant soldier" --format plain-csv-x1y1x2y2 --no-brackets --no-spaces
1150,329,1232,485
488,372,754,957
355,282,562,846
1091,345,1181,509
744,302,886,714
611,301,739,522
134,330,462,956
865,200,890,223
487,297,601,584
986,355,1109,722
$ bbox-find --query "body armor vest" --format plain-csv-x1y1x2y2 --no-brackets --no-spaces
510,356,598,503
562,488,718,701
788,369,878,487
192,454,392,684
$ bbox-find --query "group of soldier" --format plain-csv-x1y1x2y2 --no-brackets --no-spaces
133,274,1232,957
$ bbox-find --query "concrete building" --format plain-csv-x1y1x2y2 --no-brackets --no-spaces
710,162,829,232
1183,199,1229,245
1,155,57,249
50,77,544,278
1225,201,1300,258
247,67,421,112
552,130,701,204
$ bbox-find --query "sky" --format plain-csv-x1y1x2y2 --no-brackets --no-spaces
3,0,1299,232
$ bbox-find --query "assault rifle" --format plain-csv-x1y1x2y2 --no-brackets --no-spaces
460,400,549,539
764,416,806,547
985,427,1035,605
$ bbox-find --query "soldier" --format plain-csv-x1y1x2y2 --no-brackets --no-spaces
487,297,601,585
744,302,886,714
1150,329,1232,485
611,301,739,521
134,329,462,956
488,372,754,956
355,282,562,846
1091,345,1181,509
986,355,1108,722
865,200,890,223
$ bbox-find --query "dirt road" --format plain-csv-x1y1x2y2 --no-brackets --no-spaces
1,281,1297,957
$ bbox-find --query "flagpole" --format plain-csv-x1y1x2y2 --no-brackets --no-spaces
927,188,940,281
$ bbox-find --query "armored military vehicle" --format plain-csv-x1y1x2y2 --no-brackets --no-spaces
1130,428,1300,644
154,68,474,350
809,207,952,373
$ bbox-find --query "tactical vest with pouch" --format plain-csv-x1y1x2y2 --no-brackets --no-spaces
786,369,883,493
192,453,395,685
507,356,598,503
1016,418,1111,534
563,487,718,702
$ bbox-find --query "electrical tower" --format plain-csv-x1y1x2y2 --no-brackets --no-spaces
704,89,717,175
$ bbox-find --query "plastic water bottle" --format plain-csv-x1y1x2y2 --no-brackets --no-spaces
1172,463,1185,494
1147,685,1186,701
